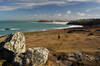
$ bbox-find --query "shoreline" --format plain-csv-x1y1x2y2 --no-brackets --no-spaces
1,25,100,53
35,25,83,32
52,22,69,25
0,25,83,37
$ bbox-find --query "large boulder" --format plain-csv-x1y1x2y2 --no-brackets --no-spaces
0,32,49,66
26,47,49,66
13,47,49,66
3,32,26,54
0,32,26,63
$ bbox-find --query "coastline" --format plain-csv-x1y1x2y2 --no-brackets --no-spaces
1,26,100,66
0,25,83,37
1,26,100,53
52,22,69,25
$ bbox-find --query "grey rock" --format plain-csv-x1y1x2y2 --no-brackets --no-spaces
67,52,96,61
81,54,96,61
67,57,77,62
65,61,73,66
13,47,49,66
0,32,49,66
3,32,26,54
0,32,26,62
26,47,49,66
13,54,23,66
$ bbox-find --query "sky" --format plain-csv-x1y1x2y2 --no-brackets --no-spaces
0,0,100,21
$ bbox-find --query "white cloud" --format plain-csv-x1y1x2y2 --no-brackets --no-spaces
0,0,99,3
53,13,62,17
86,7,100,12
77,12,85,16
0,1,67,11
86,9,91,12
67,10,71,14
67,0,89,2
57,13,62,16
95,0,100,2
16,1,66,7
68,0,100,3
0,0,89,2
0,0,99,11
0,6,19,11
32,13,65,20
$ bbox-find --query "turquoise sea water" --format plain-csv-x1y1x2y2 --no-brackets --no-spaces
0,21,81,36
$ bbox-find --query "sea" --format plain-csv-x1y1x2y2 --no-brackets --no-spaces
0,21,82,36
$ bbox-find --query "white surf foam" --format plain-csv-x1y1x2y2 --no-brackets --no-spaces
69,25,83,28
0,28,20,31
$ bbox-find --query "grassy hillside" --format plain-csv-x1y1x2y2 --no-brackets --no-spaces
0,28,100,66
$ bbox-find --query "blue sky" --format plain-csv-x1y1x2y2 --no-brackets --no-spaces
0,0,100,21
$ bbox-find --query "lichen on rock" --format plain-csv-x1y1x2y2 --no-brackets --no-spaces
13,47,49,66
25,47,49,66
3,32,26,54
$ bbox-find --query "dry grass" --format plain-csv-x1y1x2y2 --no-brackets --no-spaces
24,29,100,54
0,29,100,53
0,29,100,66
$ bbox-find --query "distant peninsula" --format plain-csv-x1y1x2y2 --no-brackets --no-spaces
68,19,100,27
38,20,67,22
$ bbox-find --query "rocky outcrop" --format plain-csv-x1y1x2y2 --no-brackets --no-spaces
1,32,26,54
13,47,49,66
0,32,49,66
25,47,49,66
0,32,26,62
54,52,100,66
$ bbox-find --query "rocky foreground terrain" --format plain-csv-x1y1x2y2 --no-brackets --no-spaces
0,28,100,66
0,32,49,66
